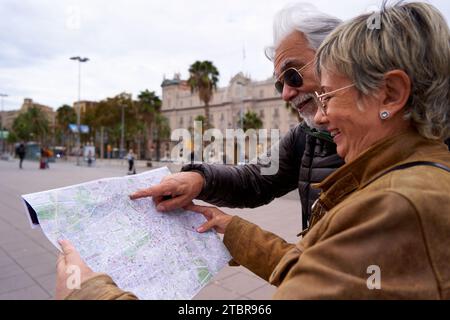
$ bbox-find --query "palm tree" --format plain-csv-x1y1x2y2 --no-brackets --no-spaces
56,104,76,150
12,106,49,144
137,90,162,160
153,113,171,161
242,111,263,131
193,115,207,134
29,107,50,144
187,60,219,129
11,114,30,142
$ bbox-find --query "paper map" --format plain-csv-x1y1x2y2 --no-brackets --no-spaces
22,167,231,299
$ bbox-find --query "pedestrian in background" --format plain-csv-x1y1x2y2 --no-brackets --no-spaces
16,142,26,169
39,148,46,169
87,150,93,167
40,147,50,169
127,149,136,175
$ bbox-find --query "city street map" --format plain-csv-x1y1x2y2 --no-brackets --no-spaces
21,167,231,299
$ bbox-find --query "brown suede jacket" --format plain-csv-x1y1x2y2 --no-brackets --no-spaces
66,129,450,300
66,274,138,300
224,129,450,299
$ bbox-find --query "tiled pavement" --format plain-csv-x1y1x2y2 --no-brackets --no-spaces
0,158,302,300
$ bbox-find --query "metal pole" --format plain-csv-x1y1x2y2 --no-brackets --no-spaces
76,60,81,166
100,126,104,159
70,56,89,166
120,104,124,159
0,93,7,154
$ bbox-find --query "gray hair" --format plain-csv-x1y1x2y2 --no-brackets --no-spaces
265,3,342,61
316,1,450,140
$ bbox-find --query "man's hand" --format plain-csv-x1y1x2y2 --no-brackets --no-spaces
55,239,98,300
129,172,205,212
185,204,233,234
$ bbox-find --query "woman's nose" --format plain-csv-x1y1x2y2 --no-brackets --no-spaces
313,107,328,127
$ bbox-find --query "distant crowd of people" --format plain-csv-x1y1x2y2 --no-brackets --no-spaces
12,143,142,173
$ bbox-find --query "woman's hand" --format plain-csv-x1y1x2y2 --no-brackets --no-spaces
184,204,233,234
55,240,98,300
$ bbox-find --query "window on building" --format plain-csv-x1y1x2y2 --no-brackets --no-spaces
259,90,264,99
273,108,280,118
259,110,265,119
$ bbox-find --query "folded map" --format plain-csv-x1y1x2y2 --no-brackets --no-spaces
21,167,231,299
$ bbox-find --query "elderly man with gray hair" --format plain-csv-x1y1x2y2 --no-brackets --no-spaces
130,3,344,234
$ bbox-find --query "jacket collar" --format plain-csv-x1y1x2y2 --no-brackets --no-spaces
301,122,335,144
313,128,445,210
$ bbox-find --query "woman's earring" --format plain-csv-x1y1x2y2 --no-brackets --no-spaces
380,111,390,120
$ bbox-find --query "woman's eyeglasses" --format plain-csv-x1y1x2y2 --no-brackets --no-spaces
314,84,355,116
275,60,314,94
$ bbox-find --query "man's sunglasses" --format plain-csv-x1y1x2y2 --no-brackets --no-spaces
275,60,314,94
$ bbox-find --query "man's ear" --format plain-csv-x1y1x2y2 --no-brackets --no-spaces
379,70,411,116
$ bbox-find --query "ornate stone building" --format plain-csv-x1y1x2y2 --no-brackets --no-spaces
21,98,56,126
161,72,299,136
0,98,55,130
0,109,20,131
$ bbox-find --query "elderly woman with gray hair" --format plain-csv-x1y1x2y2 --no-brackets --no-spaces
55,1,449,300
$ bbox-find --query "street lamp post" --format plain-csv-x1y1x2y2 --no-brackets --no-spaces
120,103,125,159
0,93,8,154
118,93,131,160
70,56,89,166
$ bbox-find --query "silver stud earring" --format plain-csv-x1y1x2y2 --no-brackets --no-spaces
380,111,390,120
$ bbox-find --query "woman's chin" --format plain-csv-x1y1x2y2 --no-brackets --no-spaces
336,144,347,162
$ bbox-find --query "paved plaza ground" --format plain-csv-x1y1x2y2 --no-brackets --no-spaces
0,158,302,300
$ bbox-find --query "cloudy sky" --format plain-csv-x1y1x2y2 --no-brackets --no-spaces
0,0,449,111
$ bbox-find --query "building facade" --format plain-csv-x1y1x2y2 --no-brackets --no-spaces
0,109,20,131
73,100,99,115
21,98,56,126
0,98,56,130
161,72,299,136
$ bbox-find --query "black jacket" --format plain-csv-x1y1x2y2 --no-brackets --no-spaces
182,123,344,230
16,144,26,158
